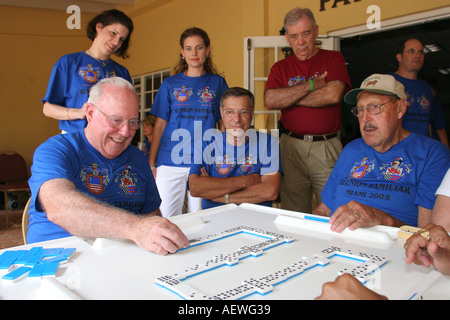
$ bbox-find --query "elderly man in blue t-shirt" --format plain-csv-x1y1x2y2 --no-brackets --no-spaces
28,77,189,255
313,74,450,232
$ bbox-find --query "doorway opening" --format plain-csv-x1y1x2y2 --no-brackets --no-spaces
339,17,450,145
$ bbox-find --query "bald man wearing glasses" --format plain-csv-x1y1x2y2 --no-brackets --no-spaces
313,74,450,232
27,77,189,255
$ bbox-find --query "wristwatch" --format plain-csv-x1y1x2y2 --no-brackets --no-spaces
225,194,230,204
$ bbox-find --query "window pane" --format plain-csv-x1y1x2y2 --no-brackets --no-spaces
132,69,170,144
154,74,162,90
145,92,152,109
145,76,153,92
163,71,170,80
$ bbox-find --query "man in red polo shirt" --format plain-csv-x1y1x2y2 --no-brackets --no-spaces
265,7,351,213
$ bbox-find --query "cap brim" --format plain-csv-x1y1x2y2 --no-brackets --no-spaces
344,88,400,106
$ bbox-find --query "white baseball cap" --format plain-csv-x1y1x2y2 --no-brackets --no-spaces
344,74,407,106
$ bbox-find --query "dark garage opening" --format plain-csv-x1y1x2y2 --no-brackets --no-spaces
339,18,450,146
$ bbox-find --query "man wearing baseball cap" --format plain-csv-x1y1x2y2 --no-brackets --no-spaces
312,74,450,232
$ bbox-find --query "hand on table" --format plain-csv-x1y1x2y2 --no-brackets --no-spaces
315,273,387,300
131,215,190,255
404,223,450,276
329,201,389,233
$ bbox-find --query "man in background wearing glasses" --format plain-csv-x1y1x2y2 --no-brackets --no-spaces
313,74,450,232
27,77,189,255
189,87,281,210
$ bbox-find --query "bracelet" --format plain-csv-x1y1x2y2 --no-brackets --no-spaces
309,79,314,92
225,194,230,204
150,166,156,170
66,108,71,120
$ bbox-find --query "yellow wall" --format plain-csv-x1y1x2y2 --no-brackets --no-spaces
1,0,449,174
119,0,267,85
0,6,96,175
266,0,450,34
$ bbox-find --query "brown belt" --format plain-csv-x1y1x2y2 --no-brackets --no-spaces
282,128,337,142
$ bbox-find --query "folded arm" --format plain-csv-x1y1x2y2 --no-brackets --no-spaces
189,171,281,205
265,72,346,110
295,80,347,108
210,173,281,205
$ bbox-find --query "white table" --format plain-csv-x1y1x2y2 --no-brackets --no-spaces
1,204,449,300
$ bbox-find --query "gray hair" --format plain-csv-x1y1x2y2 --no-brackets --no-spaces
88,77,136,105
220,87,255,109
284,7,316,30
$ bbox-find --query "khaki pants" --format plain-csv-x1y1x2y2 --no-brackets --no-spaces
280,133,342,213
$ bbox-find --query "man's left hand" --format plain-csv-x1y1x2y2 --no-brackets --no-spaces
328,200,389,233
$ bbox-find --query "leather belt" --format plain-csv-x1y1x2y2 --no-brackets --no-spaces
282,128,337,142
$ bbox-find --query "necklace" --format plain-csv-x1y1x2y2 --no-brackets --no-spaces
86,50,109,67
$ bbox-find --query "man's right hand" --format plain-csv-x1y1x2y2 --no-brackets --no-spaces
131,215,190,255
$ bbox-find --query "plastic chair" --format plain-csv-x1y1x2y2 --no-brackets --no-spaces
22,198,31,244
0,151,30,226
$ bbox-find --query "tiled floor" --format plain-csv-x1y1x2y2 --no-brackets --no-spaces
0,210,25,249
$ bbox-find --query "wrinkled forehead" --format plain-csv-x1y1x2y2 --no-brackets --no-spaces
222,95,253,110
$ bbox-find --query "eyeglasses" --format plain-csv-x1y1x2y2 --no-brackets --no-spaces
223,109,252,117
93,105,141,130
351,100,393,118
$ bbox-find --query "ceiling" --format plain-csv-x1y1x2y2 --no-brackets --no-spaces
340,17,450,103
0,0,135,13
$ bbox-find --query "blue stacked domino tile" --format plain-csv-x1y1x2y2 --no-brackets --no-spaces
0,247,76,281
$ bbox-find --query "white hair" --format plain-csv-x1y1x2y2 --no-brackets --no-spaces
88,77,136,105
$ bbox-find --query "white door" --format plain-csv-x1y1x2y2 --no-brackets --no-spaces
243,35,338,131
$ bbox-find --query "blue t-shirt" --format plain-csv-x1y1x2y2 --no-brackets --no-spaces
189,130,281,209
390,73,434,136
142,141,151,158
27,131,161,243
150,72,228,167
430,101,447,140
42,51,131,133
321,132,450,226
